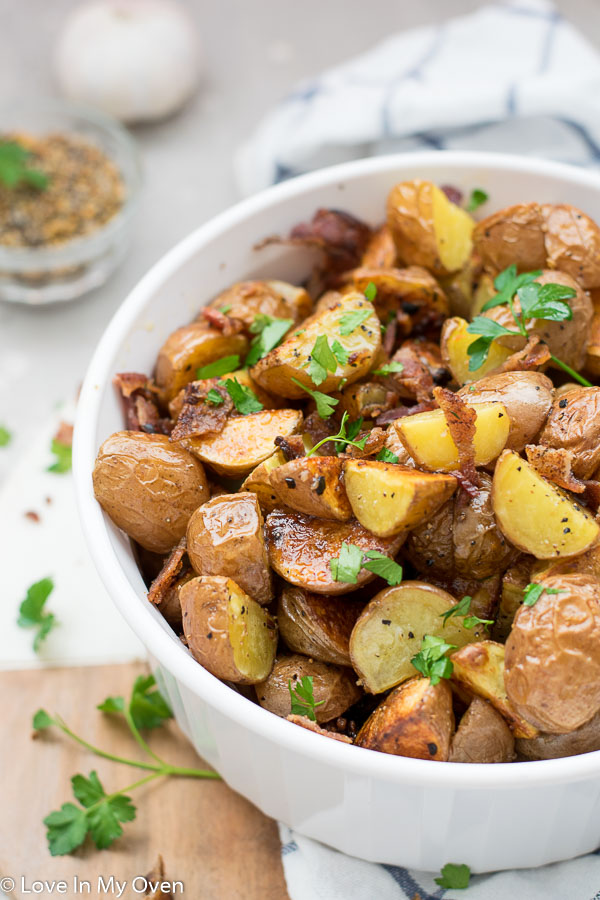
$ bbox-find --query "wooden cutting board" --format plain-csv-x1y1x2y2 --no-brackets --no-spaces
0,663,289,900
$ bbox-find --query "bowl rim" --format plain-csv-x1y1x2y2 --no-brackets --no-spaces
74,150,600,788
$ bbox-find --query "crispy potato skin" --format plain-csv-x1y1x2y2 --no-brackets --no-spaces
542,204,600,289
186,493,273,605
493,557,533,642
405,499,455,578
361,223,398,268
255,654,361,723
473,202,547,274
539,387,600,479
208,279,312,330
155,322,248,402
452,473,515,580
449,697,515,763
356,677,454,760
458,371,554,452
505,574,600,734
278,587,363,665
265,510,405,594
350,265,449,319
516,709,600,760
270,456,352,521
93,431,209,554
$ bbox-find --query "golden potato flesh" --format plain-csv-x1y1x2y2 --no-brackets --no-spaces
209,279,312,329
542,203,600,289
505,574,600,734
539,387,600,479
277,587,363,666
344,460,457,537
449,697,515,764
349,582,484,694
93,431,209,554
180,576,277,684
441,316,513,386
240,449,287,512
250,292,381,398
270,456,351,521
179,408,303,477
492,450,600,558
473,202,547,274
155,322,248,402
395,402,510,472
186,493,272,604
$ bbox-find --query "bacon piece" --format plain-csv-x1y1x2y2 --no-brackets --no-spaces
54,420,74,447
343,427,387,459
382,316,397,356
526,444,586,493
147,538,193,629
286,714,353,743
170,381,233,441
433,387,480,488
375,400,437,426
200,307,244,336
113,372,171,434
440,184,463,205
274,434,306,460
498,336,552,374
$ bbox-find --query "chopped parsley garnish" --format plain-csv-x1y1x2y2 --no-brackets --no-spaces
372,360,404,376
306,412,368,456
523,583,566,607
466,188,488,212
17,577,58,652
329,542,402,586
245,315,293,366
0,141,49,190
0,424,11,446
205,388,224,406
440,595,493,630
308,334,339,386
376,447,400,464
196,355,240,379
288,675,325,722
223,378,264,414
435,862,471,890
48,438,72,474
411,634,456,685
291,377,339,419
364,281,377,302
339,307,373,336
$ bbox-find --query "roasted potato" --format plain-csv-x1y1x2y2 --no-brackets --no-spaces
585,290,600,376
449,697,515,763
339,381,396,421
360,223,397,268
440,316,513,386
265,509,405,595
404,499,455,578
93,431,209,554
493,557,533,642
457,371,554,452
440,255,481,320
255,653,361,723
239,449,286,512
539,387,600,479
179,408,303,477
394,401,510,472
516,709,600,760
344,460,457,537
277,587,364,666
168,369,283,420
180,576,277,683
349,265,449,319
386,179,475,276
270,456,351,521
155,321,248,402
505,574,600,734
452,473,516,580
186,493,272,604
542,203,600,289
356,676,454,760
473,202,547,274
531,544,600,582
349,582,484,694
251,292,381,398
492,450,600,558
450,640,538,738
208,279,312,329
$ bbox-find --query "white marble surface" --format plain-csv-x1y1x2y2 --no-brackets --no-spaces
1,0,600,483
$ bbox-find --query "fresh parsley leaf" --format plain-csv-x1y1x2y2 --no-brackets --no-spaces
87,791,136,850
291,377,339,419
364,281,377,302
196,355,240,379
205,388,224,406
373,361,404,376
288,675,325,722
96,696,125,715
219,304,232,313
224,378,264,414
44,803,89,857
334,414,365,453
245,316,293,366
466,188,488,212
48,438,72,474
0,141,49,191
33,709,56,730
331,339,349,366
0,424,11,446
465,316,513,371
411,634,456,685
463,614,494,629
362,551,403,586
517,282,574,322
339,307,373,336
308,334,338,386
523,582,566,607
440,595,472,625
330,542,364,584
18,577,57,652
129,675,173,730
435,862,471,890
481,265,541,312
376,447,399,463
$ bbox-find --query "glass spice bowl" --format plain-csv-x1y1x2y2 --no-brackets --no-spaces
0,98,142,305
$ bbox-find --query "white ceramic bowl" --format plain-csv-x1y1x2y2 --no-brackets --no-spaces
74,151,600,873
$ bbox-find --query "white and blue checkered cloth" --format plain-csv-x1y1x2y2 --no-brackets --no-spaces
239,1,600,896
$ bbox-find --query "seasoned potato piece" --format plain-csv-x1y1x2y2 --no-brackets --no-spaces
349,582,484,693
349,265,449,319
440,256,480,320
180,408,303,477
493,557,532,642
452,473,515,580
356,677,454,760
450,641,538,738
505,574,600,734
344,460,457,537
458,371,554,452
93,431,209,554
531,544,600,582
186,493,272,605
473,202,547,274
394,402,510,472
449,697,515,763
404,499,455,578
470,272,497,317
270,456,351,521
208,279,312,329
339,381,395,421
516,709,600,760
251,292,381,398
361,223,397,268
265,509,404,595
539,387,600,479
585,290,600,376
441,316,513,386
169,369,283,420
155,322,248,402
492,450,600,558
278,587,364,665
386,180,475,276
542,203,600,289
240,449,286,512
180,576,277,684
255,654,361,723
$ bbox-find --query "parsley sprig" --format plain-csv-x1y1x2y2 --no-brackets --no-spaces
48,438,72,474
306,335,348,385
288,675,325,722
245,315,293,367
222,377,264,414
0,140,49,190
410,635,456,685
372,360,404,376
329,541,403,586
376,447,400,463
306,412,368,457
522,583,566,607
466,188,488,212
0,424,11,446
196,355,240,379
34,675,220,856
18,577,58,652
440,595,493,630
435,862,471,889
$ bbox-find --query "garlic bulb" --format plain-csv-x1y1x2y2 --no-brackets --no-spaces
55,0,202,123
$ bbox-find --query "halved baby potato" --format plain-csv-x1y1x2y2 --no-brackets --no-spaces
255,653,361,723
492,450,600,558
270,456,351,521
168,368,283,420
349,265,449,319
277,586,363,666
473,202,547,275
349,582,484,693
344,460,457,537
240,449,287,511
180,576,277,684
441,316,513,385
208,279,312,329
394,402,510,472
449,696,515,764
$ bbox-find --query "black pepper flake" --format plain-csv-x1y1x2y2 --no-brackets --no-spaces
563,527,571,533
559,398,568,408
285,477,296,489
427,742,438,756
381,619,392,625
561,517,568,522
241,605,246,614
206,633,213,640
408,631,415,639
315,476,326,495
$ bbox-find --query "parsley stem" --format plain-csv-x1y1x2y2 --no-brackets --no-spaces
53,715,161,772
124,705,167,767
307,435,361,457
549,355,592,387
163,765,222,779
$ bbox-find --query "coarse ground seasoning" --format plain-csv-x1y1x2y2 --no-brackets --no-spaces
0,132,125,248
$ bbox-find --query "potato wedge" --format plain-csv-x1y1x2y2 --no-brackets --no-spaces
344,460,457,537
208,279,312,329
169,369,283,420
492,557,532,642
531,543,600,582
277,586,363,665
450,641,538,738
180,408,303,477
349,265,449,319
473,202,547,274
585,290,600,377
355,677,454,760
265,509,405,595
449,697,515,763
386,180,474,276
542,203,600,289
251,292,381,398
186,493,272,604
155,322,248,402
339,381,396,421
255,653,361,723
539,387,600,479
270,456,351,521
491,450,600,558
404,499,454,578
349,582,484,694
394,402,510,472
441,316,513,386
180,576,277,684
361,223,398,268
240,449,287,512
516,709,600,760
